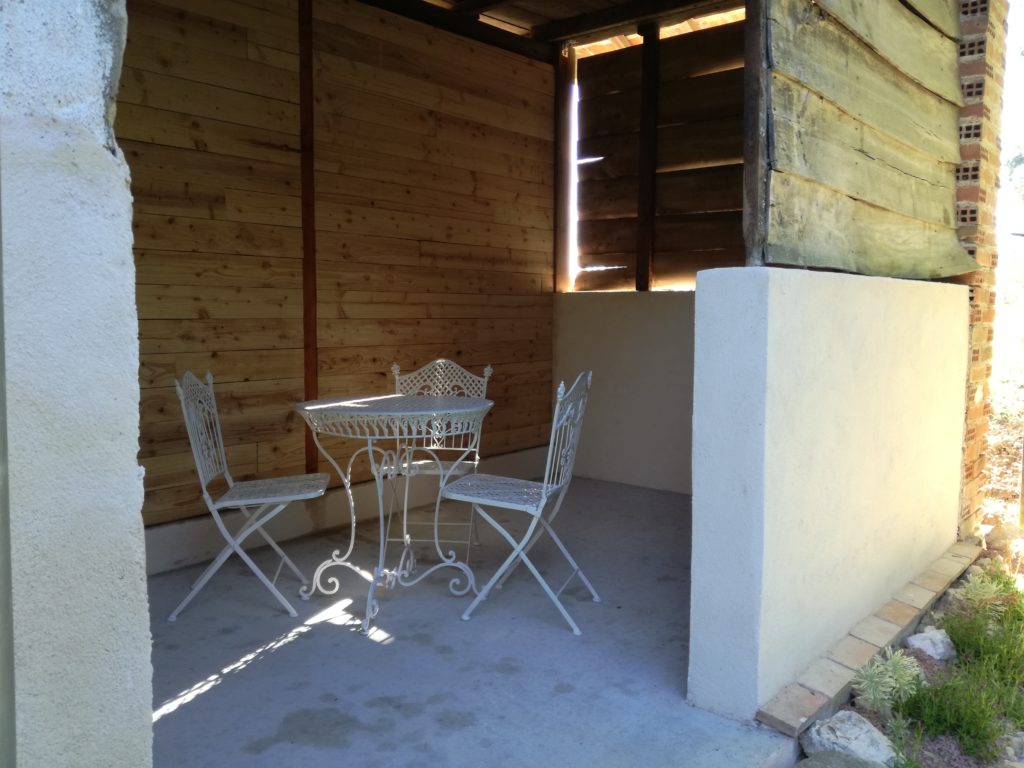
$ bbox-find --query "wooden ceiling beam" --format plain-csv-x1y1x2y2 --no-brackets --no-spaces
531,0,741,42
450,0,509,14
354,0,555,62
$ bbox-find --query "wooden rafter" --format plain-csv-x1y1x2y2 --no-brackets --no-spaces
450,0,508,14
635,21,660,291
532,0,740,42
356,0,554,61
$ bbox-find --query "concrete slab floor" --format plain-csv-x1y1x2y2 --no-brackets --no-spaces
149,478,796,768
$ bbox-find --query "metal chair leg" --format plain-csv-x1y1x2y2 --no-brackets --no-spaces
238,505,308,585
493,488,569,591
168,503,298,620
539,518,600,603
461,509,539,622
465,507,587,635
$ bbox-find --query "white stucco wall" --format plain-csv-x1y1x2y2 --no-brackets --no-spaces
1,2,153,765
554,292,695,494
689,268,967,720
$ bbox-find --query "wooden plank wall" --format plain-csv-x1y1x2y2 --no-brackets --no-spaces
120,0,556,525
576,22,746,291
761,0,979,278
119,0,305,526
310,0,554,481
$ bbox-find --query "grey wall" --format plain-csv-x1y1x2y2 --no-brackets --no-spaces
554,292,696,494
0,184,15,768
1,2,153,764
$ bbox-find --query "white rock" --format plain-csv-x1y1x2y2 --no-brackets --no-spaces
906,626,956,662
800,711,897,767
1003,730,1024,760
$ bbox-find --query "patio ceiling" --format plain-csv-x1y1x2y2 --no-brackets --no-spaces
357,0,744,60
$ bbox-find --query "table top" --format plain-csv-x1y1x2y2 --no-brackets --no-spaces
296,393,493,439
297,393,492,416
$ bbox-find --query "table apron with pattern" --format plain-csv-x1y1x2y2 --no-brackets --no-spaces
295,394,493,632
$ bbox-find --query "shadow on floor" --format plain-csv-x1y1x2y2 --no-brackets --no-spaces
148,478,790,768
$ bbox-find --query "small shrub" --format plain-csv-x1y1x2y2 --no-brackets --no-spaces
853,648,922,719
888,714,925,768
895,557,1024,761
959,569,1019,618
897,669,1004,761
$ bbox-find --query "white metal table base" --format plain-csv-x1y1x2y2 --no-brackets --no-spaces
296,395,492,633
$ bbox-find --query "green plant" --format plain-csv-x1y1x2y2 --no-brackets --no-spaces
888,714,925,768
897,668,1005,761
958,569,1019,618
853,648,922,719
895,558,1024,760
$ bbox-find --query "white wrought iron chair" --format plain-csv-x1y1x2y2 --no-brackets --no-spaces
169,371,329,621
441,371,599,635
386,359,492,560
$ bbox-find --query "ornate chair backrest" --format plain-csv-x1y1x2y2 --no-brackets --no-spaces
391,359,493,398
175,371,231,494
542,371,592,495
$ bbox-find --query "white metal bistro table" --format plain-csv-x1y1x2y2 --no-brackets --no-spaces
295,393,493,632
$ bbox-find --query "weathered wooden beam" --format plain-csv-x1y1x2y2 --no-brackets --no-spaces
902,0,960,40
532,0,739,43
765,172,978,278
742,0,769,266
354,0,554,62
635,21,660,291
554,44,576,293
299,0,319,474
768,0,960,163
770,73,956,228
816,0,962,105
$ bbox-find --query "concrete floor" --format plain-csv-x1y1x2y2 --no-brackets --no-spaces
149,478,796,768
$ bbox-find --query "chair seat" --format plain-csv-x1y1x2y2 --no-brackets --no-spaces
441,473,547,515
401,457,475,478
213,473,329,510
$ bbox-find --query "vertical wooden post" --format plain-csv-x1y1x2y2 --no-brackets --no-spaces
636,21,660,291
299,0,319,474
743,0,769,266
554,43,576,293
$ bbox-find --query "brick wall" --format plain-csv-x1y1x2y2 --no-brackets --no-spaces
954,0,1009,535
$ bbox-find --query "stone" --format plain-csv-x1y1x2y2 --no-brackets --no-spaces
1002,730,1024,760
800,711,897,767
875,600,920,628
930,556,970,577
796,751,887,768
798,658,857,701
850,616,902,648
757,683,830,737
892,583,936,610
828,636,880,671
912,570,954,592
905,626,956,662
985,523,1016,554
935,587,968,613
